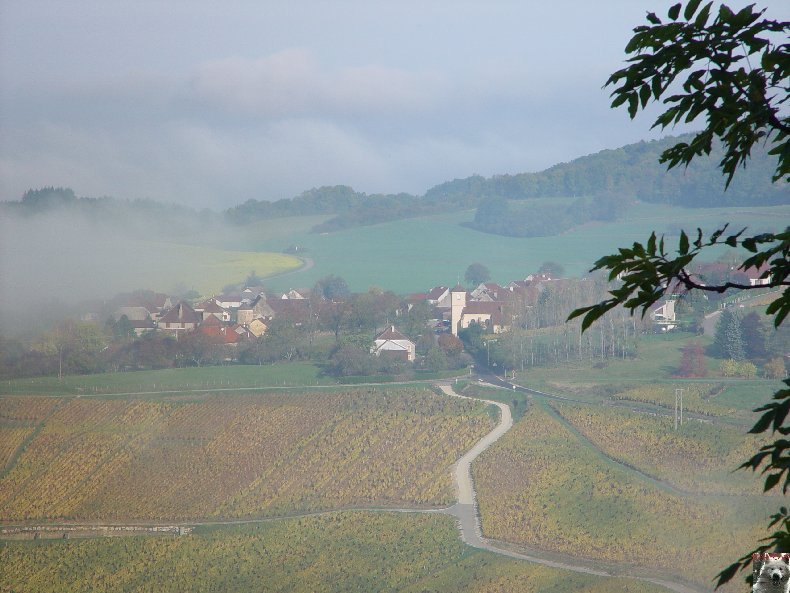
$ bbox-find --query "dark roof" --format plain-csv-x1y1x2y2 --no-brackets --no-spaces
463,301,503,315
124,292,171,312
451,284,465,292
462,301,508,326
427,286,449,300
375,325,411,341
159,301,201,324
197,299,226,313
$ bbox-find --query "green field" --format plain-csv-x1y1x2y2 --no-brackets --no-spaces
222,202,789,293
0,363,329,396
0,512,668,593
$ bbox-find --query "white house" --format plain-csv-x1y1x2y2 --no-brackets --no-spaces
650,299,677,331
371,326,416,362
744,263,772,287
426,286,451,309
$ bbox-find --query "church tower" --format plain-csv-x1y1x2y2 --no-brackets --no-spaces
450,284,466,336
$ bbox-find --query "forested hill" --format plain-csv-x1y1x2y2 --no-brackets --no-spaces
426,133,785,206
225,133,786,231
6,133,785,234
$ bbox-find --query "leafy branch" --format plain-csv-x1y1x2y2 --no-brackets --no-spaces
606,1,789,187
579,1,789,587
568,225,790,332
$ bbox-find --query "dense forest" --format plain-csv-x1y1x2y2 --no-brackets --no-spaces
4,133,786,238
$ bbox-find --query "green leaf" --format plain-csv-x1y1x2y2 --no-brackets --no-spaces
716,561,745,588
625,93,637,118
668,3,681,20
749,413,773,434
765,473,781,492
639,83,651,107
693,228,703,249
694,2,712,27
679,230,689,254
683,0,702,20
646,12,661,25
647,232,656,254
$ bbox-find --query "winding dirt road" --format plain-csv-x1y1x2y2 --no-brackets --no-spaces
437,381,707,593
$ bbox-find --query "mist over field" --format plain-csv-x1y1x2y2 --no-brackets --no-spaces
0,207,300,333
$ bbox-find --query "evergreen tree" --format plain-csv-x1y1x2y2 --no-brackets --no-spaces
713,308,745,360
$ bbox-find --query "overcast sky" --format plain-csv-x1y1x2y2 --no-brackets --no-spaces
2,1,787,209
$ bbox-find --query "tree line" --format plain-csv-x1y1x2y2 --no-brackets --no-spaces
7,132,785,242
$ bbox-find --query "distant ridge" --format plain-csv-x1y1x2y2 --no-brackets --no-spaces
5,133,786,235
225,133,786,233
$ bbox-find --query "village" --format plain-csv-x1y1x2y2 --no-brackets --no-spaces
0,253,775,383
101,268,688,370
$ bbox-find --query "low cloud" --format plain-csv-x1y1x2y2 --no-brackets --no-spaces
0,45,661,209
190,49,445,118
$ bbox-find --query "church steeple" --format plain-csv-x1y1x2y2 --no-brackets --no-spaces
450,284,466,336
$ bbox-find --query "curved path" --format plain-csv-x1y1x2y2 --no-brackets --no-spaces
5,379,707,592
437,381,707,593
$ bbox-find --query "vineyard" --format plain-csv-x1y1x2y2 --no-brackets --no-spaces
551,401,766,494
0,512,668,593
472,401,771,592
0,388,492,521
606,383,739,417
0,397,61,471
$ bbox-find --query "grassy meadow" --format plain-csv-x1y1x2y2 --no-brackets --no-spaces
228,201,789,293
0,363,328,396
0,512,668,593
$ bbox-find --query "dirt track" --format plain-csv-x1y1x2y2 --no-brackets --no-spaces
437,381,707,593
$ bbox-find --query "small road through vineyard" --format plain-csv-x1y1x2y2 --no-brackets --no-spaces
2,379,709,592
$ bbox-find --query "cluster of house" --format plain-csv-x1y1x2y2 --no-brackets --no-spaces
112,260,754,360
113,287,311,344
